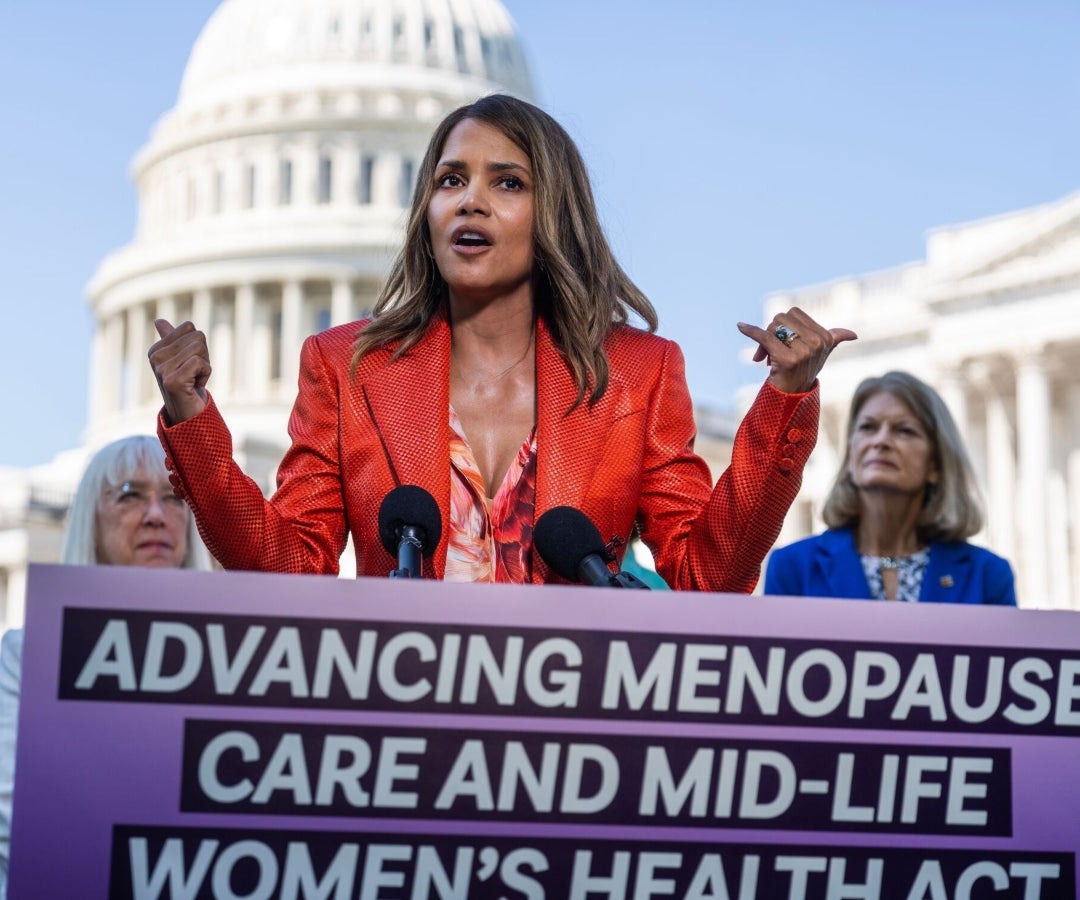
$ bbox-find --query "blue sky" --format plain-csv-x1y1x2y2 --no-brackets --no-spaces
1,0,1078,468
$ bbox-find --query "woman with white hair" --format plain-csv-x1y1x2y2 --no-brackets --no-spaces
0,435,212,895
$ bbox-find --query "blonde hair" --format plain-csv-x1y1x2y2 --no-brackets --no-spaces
351,93,658,409
60,435,213,569
822,371,984,542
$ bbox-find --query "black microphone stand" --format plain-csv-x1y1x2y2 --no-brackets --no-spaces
577,551,651,588
611,570,651,589
389,525,425,579
577,553,618,588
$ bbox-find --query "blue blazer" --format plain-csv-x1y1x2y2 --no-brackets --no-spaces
764,527,1016,605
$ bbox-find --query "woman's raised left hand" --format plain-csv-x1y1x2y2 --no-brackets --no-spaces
738,307,857,394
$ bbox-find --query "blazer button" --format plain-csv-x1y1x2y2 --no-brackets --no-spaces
787,428,803,443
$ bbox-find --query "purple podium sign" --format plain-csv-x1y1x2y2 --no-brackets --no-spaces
11,563,1080,898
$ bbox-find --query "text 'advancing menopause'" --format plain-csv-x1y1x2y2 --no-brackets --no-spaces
61,609,1080,734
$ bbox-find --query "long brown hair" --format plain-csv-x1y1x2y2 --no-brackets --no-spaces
351,94,657,408
822,371,984,542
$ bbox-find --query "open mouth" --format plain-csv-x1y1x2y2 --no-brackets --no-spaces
452,229,492,247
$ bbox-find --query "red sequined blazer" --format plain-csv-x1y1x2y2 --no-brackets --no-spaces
159,314,819,591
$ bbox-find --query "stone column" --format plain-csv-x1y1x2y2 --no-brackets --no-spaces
105,313,126,416
255,143,278,209
3,566,27,630
249,287,273,401
331,279,354,326
225,154,244,211
938,366,969,441
87,320,105,424
1015,353,1051,606
982,379,1016,566
88,315,121,424
280,280,303,391
375,150,402,208
192,288,212,333
1047,468,1071,610
945,362,990,544
234,283,255,397
335,144,358,208
373,2,392,61
1066,385,1080,610
209,290,234,396
156,295,177,328
1067,453,1080,610
123,302,148,409
296,138,318,206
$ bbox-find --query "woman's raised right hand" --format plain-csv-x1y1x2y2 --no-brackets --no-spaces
148,319,211,424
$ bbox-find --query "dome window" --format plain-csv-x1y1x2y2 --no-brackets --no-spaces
480,36,492,76
424,19,436,65
393,17,406,59
400,158,415,207
358,155,374,205
318,156,333,205
243,164,256,209
453,26,467,72
279,160,293,206
359,15,374,57
270,307,283,382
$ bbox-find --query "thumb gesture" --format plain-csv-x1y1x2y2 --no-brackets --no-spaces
148,319,212,424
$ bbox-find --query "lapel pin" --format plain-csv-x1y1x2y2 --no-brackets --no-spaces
939,575,954,588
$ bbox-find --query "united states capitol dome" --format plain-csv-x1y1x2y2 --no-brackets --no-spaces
132,0,533,182
178,0,532,109
86,0,534,468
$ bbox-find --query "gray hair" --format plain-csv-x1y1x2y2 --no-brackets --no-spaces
60,435,213,569
822,371,984,543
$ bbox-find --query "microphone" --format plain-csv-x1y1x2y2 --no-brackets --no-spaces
534,506,651,589
378,485,442,579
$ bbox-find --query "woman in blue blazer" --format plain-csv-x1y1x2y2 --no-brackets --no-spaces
765,371,1016,605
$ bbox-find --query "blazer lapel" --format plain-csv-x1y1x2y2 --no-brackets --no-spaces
921,542,971,603
534,318,608,518
360,313,614,582
360,314,452,576
817,528,874,599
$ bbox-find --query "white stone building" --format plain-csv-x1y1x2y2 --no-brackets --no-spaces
0,0,731,625
87,0,534,492
757,188,1080,610
0,0,534,627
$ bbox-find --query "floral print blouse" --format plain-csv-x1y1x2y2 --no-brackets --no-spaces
445,405,537,583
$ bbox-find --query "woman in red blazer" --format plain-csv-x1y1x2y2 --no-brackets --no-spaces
149,95,855,591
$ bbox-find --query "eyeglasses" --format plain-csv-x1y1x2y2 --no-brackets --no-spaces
103,481,188,517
